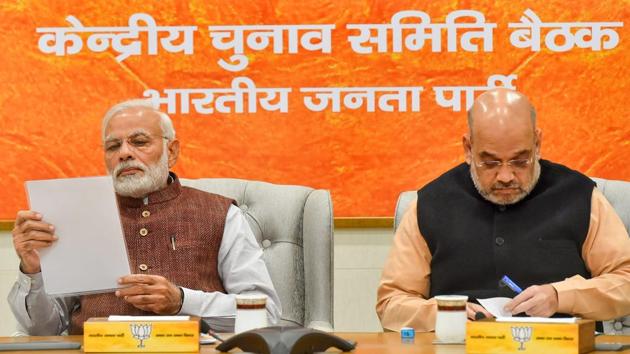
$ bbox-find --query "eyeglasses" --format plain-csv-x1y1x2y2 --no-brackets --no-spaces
104,133,168,155
472,156,534,171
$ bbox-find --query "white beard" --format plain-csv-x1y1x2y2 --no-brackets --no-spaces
110,150,169,198
470,160,541,206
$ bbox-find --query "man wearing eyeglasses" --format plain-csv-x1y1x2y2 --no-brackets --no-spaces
376,88,630,331
8,99,281,335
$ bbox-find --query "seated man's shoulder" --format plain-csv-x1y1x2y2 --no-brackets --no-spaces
540,160,594,186
181,186,236,206
542,159,583,176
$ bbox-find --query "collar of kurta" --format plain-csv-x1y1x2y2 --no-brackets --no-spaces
115,172,181,208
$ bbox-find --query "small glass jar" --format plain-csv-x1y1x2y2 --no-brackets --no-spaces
435,295,468,343
234,294,268,333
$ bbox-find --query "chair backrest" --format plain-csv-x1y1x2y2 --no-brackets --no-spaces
180,178,334,331
394,191,417,232
591,178,630,232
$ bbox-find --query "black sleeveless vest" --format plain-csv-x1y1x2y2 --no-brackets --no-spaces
417,160,594,300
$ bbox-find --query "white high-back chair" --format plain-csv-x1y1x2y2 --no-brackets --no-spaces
181,178,334,331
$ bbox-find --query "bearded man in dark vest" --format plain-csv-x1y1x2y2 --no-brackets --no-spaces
9,99,281,335
376,88,630,332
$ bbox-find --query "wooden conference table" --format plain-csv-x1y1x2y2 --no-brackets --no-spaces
1,333,629,353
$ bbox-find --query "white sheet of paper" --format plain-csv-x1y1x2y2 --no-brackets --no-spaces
26,176,130,296
478,297,578,323
199,334,217,344
496,317,577,323
478,297,512,318
108,316,190,321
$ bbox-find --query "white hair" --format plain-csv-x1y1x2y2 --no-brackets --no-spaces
101,99,175,141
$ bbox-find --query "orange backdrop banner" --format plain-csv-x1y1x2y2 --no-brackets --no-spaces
1,1,628,218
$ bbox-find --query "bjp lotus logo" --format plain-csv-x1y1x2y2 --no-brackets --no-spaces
130,323,152,348
511,326,533,351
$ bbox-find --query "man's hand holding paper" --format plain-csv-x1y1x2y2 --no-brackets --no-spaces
12,210,58,275
467,302,493,320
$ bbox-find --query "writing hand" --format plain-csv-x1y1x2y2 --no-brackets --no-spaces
504,284,558,317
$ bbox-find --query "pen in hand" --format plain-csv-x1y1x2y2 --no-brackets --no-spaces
500,275,523,294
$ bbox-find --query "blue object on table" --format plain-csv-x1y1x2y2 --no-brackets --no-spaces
401,327,415,339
